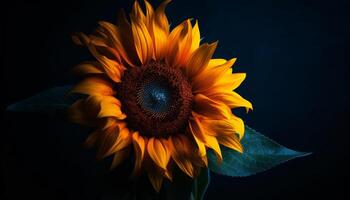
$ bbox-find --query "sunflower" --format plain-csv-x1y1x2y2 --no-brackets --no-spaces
68,0,252,192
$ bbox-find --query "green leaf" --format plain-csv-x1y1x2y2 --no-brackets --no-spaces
191,168,210,200
208,126,311,177
6,85,78,114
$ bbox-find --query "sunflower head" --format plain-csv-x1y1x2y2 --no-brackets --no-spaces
69,0,252,192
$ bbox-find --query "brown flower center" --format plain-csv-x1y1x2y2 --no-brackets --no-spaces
116,61,193,137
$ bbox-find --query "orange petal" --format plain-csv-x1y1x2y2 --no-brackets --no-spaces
147,138,170,170
69,77,115,96
193,94,231,119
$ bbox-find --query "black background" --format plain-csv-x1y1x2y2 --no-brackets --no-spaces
1,0,349,199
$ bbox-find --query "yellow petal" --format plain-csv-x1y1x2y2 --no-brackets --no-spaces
87,32,109,48
72,61,104,75
195,112,245,140
131,16,154,64
229,114,245,139
72,32,90,45
191,134,208,167
107,125,132,156
166,19,193,67
132,132,146,175
190,115,222,163
191,20,200,53
147,138,170,170
87,35,121,62
152,23,168,60
99,117,120,130
189,114,206,142
96,124,119,159
204,134,222,163
110,147,130,169
84,130,100,148
193,94,231,119
68,95,126,126
154,0,170,33
176,20,194,66
206,90,253,111
67,97,101,126
164,165,173,181
165,23,182,66
97,21,136,67
207,58,227,68
69,77,115,96
131,1,146,24
213,72,247,92
72,32,125,82
96,96,126,120
217,134,243,153
188,118,208,167
169,135,195,177
198,118,238,137
185,42,217,78
67,99,91,125
151,0,170,60
88,44,125,83
148,171,163,192
144,0,154,29
192,58,236,93
117,10,141,66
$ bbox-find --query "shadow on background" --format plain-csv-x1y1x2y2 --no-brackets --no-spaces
1,0,349,199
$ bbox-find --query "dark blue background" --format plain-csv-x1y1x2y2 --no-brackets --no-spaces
1,0,349,199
